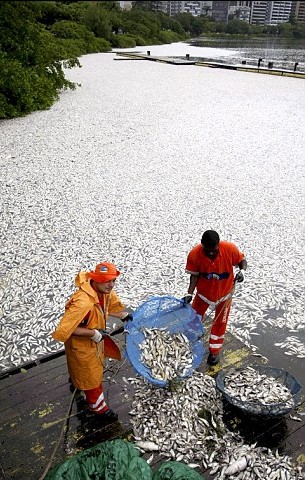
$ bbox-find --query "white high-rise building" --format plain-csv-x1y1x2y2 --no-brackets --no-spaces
266,1,293,24
248,1,293,25
147,1,212,17
249,1,268,24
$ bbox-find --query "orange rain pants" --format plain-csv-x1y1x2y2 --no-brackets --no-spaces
84,385,109,414
192,294,232,355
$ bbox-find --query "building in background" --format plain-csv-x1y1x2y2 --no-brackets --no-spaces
119,1,133,10
211,1,230,21
266,1,293,24
133,1,212,17
164,1,203,16
130,1,303,24
291,0,305,21
241,1,295,24
248,1,268,24
201,1,213,16
183,1,204,16
229,1,251,21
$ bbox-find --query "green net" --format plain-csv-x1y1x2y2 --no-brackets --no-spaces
45,439,152,480
46,440,205,480
153,461,205,480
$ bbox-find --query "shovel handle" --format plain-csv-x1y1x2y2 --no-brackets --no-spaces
109,325,125,336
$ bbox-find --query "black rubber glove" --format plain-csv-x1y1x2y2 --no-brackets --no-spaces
235,270,245,283
122,313,133,322
181,294,193,305
97,329,109,338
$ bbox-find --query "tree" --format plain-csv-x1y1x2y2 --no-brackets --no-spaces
123,9,161,40
131,1,154,11
0,1,79,118
82,6,112,38
292,22,305,38
225,19,250,35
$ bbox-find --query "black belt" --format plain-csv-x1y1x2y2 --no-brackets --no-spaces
200,272,230,280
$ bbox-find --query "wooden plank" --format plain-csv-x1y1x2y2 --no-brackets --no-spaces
114,52,305,79
0,329,304,479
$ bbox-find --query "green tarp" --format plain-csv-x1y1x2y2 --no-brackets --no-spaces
153,461,205,480
46,440,205,480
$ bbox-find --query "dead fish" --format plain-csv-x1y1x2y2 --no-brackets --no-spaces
224,456,248,475
135,441,159,451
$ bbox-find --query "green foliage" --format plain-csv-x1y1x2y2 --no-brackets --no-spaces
0,1,80,119
57,2,90,23
127,34,147,46
82,5,112,39
50,19,111,54
131,1,153,11
123,9,161,39
50,20,94,40
157,13,187,37
173,13,193,33
110,34,136,48
158,30,181,44
172,12,210,37
225,19,250,35
292,22,305,39
0,49,77,118
2,0,304,119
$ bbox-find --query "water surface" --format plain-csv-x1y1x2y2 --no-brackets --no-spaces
0,44,304,378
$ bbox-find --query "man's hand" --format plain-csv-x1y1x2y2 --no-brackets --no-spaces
181,294,193,304
122,313,133,322
235,270,245,283
91,329,107,342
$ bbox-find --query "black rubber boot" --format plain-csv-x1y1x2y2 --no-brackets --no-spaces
99,408,118,423
207,353,220,366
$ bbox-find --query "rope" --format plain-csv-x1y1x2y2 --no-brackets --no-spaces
37,387,77,480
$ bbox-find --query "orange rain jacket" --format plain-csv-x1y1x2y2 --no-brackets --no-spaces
52,272,125,390
186,241,245,303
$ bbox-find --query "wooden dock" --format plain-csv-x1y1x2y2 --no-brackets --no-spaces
0,327,304,480
115,52,305,79
115,51,197,65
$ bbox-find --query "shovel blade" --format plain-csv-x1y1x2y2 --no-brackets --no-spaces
104,336,122,360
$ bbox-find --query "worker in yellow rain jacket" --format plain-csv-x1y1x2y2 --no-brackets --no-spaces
52,262,132,422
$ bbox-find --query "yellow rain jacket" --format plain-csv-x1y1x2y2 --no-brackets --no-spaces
52,272,125,390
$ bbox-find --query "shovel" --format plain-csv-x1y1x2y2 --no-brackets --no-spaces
97,330,122,360
109,325,125,336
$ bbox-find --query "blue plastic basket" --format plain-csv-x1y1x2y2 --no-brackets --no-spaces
125,295,205,387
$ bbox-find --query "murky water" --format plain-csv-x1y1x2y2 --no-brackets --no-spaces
190,37,305,70
0,43,304,381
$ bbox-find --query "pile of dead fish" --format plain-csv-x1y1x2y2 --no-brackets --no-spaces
139,327,193,381
128,371,304,479
222,366,294,415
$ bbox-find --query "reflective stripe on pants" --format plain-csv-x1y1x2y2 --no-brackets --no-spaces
192,294,232,355
84,385,108,414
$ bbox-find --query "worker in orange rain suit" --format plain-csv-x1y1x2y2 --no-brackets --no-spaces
183,230,247,366
52,262,133,422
